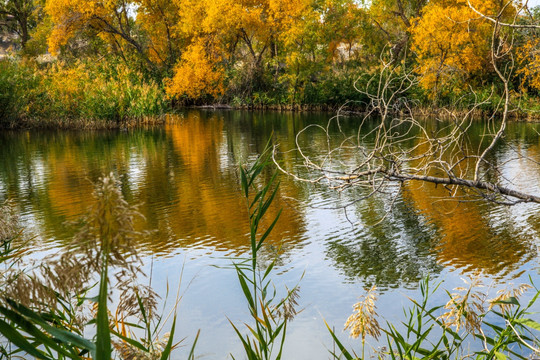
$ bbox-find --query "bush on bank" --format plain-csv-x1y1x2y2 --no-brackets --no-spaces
0,58,169,128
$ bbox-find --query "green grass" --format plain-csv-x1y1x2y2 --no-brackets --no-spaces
0,59,170,128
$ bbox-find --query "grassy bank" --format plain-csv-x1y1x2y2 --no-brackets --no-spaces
0,59,169,129
2,57,540,129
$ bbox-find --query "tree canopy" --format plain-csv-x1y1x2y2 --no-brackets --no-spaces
0,0,536,105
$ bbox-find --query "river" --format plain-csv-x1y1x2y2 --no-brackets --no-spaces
1,110,540,358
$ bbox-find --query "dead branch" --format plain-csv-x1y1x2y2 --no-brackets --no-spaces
274,1,540,208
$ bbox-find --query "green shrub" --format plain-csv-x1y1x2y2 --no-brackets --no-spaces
0,59,41,125
0,59,169,127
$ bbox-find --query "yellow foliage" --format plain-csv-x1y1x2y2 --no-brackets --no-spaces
45,0,105,54
516,38,540,91
168,0,310,100
267,0,310,44
176,0,309,58
410,0,497,96
137,0,183,64
44,62,91,110
410,0,520,97
165,42,225,99
46,0,181,64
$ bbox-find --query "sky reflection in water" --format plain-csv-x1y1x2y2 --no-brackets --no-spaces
1,110,540,358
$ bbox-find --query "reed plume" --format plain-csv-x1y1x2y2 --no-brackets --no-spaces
438,273,486,334
2,173,158,324
344,285,381,341
488,283,532,313
0,200,19,242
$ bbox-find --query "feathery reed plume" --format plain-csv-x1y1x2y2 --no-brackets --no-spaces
438,273,486,334
4,174,157,317
0,174,185,359
488,283,532,313
0,200,19,242
0,200,38,308
73,173,142,273
276,286,301,321
344,285,381,341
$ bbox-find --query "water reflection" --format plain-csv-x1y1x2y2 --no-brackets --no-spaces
326,195,443,287
0,112,539,284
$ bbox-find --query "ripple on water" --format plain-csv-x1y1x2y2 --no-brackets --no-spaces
2,113,540,359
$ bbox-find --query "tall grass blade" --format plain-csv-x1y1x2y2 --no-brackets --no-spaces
110,329,149,353
325,321,354,360
5,300,95,352
187,329,200,360
515,318,540,331
0,317,49,359
257,210,282,252
240,167,249,198
159,314,177,360
95,261,111,360
236,267,255,310
0,305,79,358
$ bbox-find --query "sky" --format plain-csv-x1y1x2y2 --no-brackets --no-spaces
529,0,540,7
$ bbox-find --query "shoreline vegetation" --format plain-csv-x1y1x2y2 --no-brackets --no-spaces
3,106,540,131
2,1,540,129
1,54,540,130
2,57,540,131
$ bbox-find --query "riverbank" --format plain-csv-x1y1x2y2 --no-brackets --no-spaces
3,58,540,130
197,103,540,119
1,115,171,130
3,106,540,130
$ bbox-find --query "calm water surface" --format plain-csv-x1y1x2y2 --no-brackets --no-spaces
1,110,540,358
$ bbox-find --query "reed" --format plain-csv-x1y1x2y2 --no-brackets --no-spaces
343,285,381,360
230,143,301,360
0,59,170,129
0,174,189,360
328,275,540,360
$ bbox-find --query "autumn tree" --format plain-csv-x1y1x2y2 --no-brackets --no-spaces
136,0,183,69
515,7,540,93
366,0,427,62
165,0,310,100
516,37,540,92
410,0,518,98
46,0,146,65
297,0,369,66
275,0,370,103
165,40,225,101
45,0,184,74
0,0,43,50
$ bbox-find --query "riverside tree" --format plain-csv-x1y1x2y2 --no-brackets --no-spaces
0,0,535,108
275,0,540,207
0,0,43,50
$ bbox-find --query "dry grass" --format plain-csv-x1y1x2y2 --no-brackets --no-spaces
2,173,158,325
438,274,486,334
344,285,381,341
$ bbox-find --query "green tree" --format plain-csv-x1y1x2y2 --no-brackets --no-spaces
0,0,43,50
